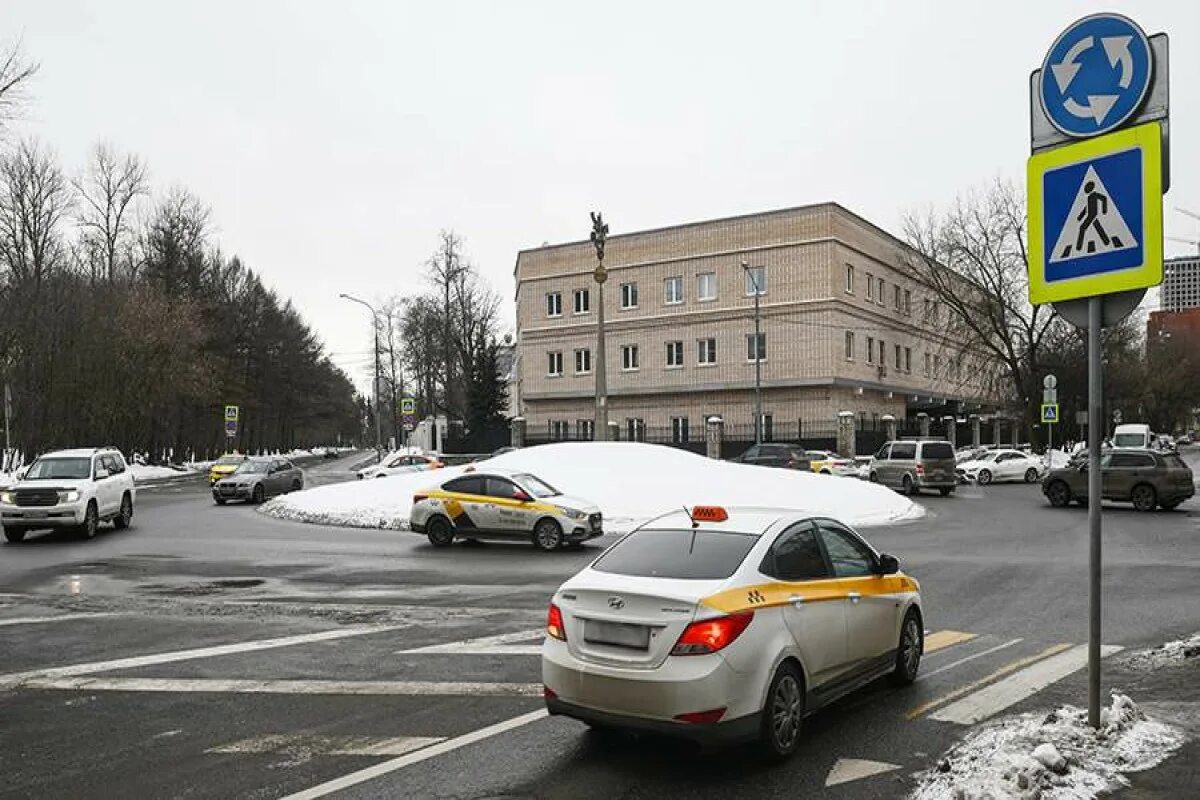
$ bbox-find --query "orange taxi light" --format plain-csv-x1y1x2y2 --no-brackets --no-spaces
691,505,728,523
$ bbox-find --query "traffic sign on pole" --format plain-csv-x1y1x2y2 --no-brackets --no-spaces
224,405,239,422
400,397,415,415
1041,404,1060,424
224,420,237,438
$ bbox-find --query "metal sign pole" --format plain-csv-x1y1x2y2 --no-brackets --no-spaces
1087,296,1103,728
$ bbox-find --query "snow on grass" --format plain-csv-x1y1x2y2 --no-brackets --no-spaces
910,693,1186,800
128,463,192,481
260,441,924,531
1120,632,1200,671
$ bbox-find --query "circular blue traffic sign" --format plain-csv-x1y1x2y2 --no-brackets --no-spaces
1039,13,1152,138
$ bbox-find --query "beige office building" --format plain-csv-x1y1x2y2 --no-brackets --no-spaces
512,203,999,446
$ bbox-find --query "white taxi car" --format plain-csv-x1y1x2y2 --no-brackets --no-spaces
956,448,1045,485
542,506,922,759
409,468,603,551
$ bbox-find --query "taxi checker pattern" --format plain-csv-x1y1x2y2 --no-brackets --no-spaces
542,506,922,760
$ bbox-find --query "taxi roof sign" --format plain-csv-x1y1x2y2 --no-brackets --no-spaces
691,506,729,523
1027,121,1162,305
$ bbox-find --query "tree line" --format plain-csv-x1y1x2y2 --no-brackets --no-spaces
0,46,362,466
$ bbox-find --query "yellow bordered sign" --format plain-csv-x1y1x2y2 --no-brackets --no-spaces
1027,121,1162,305
1041,403,1059,424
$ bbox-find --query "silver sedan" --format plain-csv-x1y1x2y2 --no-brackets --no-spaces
212,458,304,505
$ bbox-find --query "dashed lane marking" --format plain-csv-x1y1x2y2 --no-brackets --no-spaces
920,638,1024,681
930,643,1123,724
906,643,1074,720
398,628,543,654
0,625,404,690
21,677,542,696
0,613,118,628
923,630,976,654
209,734,444,757
278,709,549,800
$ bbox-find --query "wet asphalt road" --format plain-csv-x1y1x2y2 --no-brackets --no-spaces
0,450,1197,799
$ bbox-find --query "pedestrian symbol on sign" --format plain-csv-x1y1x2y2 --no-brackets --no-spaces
1051,166,1136,262
1041,404,1060,424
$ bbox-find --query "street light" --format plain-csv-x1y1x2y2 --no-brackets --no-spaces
742,260,764,445
339,293,384,459
590,212,609,442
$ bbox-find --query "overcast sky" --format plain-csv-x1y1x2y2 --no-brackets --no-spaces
8,1,1199,390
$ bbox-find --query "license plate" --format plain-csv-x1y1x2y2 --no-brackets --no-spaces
27,511,47,518
584,620,649,650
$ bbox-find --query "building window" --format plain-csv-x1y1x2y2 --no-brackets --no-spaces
866,336,875,364
666,340,684,368
573,288,590,314
621,344,639,371
934,354,941,376
745,266,767,296
576,419,594,440
620,282,638,309
698,337,717,365
876,277,885,306
878,339,886,365
546,292,562,317
894,344,902,370
550,420,568,440
665,276,684,305
671,416,689,443
904,289,912,316
626,418,645,442
866,273,874,301
923,298,931,320
894,285,902,311
574,348,591,375
924,352,931,377
547,351,563,376
904,346,912,373
746,332,767,362
845,264,855,294
845,331,855,360
697,272,717,301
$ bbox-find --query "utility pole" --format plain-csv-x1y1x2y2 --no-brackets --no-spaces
339,293,384,460
590,212,610,441
3,381,10,472
742,260,763,445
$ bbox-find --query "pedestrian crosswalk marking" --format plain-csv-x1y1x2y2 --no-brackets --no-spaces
906,643,1073,720
1049,165,1136,262
923,630,976,654
209,734,444,757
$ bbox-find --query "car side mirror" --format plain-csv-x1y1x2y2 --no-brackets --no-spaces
95,468,110,480
513,489,532,502
877,554,900,575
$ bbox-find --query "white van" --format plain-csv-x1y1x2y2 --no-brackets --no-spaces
1112,423,1155,449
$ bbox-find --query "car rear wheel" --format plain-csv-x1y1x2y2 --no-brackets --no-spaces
1131,484,1157,512
78,502,99,540
291,479,302,492
891,610,923,685
426,516,454,547
977,469,993,485
760,662,804,761
3,527,25,543
251,484,265,504
868,471,879,483
1047,481,1071,508
1024,468,1038,483
113,493,133,530
532,518,564,551
901,474,914,495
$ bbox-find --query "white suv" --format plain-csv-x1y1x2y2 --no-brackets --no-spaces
1,448,136,543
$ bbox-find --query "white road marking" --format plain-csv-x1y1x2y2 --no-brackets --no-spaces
930,643,1123,724
920,638,1024,680
0,625,403,690
22,677,542,696
398,628,543,654
278,709,549,800
210,734,443,757
0,613,117,628
824,758,902,787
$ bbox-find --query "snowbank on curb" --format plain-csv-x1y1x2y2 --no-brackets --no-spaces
1121,632,1200,671
129,464,192,481
910,693,1186,800
261,441,924,531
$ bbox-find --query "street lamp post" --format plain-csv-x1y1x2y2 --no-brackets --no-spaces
590,212,609,442
742,260,763,445
339,293,384,459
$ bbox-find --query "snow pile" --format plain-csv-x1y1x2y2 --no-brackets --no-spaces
911,693,1186,800
1121,633,1200,671
261,441,924,531
1046,449,1072,469
128,463,191,481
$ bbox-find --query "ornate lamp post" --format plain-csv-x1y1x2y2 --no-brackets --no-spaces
590,212,609,441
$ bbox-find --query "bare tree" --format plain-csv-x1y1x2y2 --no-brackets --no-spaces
0,139,72,289
73,143,148,282
427,230,469,415
0,41,38,137
901,180,1066,437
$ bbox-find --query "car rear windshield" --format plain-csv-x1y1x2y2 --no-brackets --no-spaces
592,528,758,579
1113,433,1146,447
25,457,91,480
921,442,954,460
216,455,243,465
1163,454,1188,469
236,461,268,474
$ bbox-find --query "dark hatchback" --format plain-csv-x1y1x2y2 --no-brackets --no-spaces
1042,448,1195,511
729,443,811,470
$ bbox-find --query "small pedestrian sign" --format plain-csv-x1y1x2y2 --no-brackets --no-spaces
1027,121,1162,305
224,420,238,438
400,397,415,415
1041,404,1060,424
224,405,239,422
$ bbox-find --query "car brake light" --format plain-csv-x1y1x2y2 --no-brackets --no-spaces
671,612,753,655
543,685,557,700
547,603,567,641
413,493,428,504
915,463,925,475
674,707,726,724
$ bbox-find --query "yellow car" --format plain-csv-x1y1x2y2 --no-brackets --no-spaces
805,450,857,476
209,454,247,485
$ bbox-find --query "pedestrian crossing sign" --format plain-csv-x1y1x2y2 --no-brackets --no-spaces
1041,403,1059,424
1028,121,1162,305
